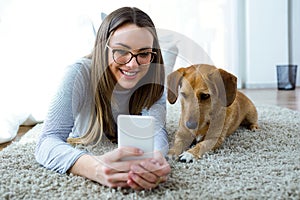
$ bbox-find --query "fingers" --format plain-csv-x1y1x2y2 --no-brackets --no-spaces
106,146,144,162
92,149,171,190
95,166,129,188
128,171,158,190
95,159,141,175
131,164,158,183
140,159,170,184
128,156,171,190
141,158,171,178
92,147,144,172
127,176,143,190
107,180,129,188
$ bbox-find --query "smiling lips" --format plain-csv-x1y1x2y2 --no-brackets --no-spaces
120,69,138,78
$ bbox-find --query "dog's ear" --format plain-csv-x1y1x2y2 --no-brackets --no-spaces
167,68,185,104
208,68,237,107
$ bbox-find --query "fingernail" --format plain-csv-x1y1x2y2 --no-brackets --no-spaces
138,149,144,154
129,171,134,178
151,159,158,165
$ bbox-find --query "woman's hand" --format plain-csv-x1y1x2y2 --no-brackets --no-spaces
70,146,144,188
127,151,171,190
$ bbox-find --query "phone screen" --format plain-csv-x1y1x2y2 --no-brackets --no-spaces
117,115,155,160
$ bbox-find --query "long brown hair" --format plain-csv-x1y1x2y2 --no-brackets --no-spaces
68,7,165,145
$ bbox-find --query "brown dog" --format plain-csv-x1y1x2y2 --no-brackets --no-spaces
167,64,258,162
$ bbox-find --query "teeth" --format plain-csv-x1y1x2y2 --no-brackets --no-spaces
122,70,137,76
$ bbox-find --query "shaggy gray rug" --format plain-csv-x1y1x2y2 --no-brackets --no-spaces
1,103,300,200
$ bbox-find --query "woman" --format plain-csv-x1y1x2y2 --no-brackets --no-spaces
35,7,170,190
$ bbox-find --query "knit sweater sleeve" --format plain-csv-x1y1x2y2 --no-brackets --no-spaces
143,89,169,156
34,59,90,174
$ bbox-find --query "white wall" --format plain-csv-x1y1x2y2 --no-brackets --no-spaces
290,0,300,86
244,0,289,88
1,0,298,92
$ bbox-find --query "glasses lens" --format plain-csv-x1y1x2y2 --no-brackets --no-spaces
113,50,131,64
137,52,154,65
111,48,156,65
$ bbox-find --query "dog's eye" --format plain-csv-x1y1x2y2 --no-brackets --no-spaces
180,92,187,98
200,93,210,100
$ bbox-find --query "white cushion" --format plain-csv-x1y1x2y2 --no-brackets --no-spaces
0,109,30,144
0,7,104,144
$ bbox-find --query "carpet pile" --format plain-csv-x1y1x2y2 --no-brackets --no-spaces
1,104,300,199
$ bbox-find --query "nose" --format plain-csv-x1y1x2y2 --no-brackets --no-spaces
125,56,139,69
186,120,198,130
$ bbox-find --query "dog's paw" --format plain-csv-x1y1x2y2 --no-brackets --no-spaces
178,151,195,163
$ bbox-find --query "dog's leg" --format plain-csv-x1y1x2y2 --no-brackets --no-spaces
168,129,194,157
242,106,259,131
179,138,219,162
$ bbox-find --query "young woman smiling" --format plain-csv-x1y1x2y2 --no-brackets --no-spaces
35,7,170,190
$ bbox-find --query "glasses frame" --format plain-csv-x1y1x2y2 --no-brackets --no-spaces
106,45,157,66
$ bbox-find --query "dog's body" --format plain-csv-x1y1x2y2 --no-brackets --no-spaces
167,64,258,162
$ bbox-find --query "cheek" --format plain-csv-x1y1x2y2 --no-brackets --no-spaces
109,63,121,80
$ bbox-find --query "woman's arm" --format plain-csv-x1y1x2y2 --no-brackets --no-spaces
35,60,89,173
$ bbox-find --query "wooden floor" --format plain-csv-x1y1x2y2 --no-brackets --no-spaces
0,125,35,151
0,88,299,151
240,87,300,111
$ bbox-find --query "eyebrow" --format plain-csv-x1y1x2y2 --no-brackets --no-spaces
114,43,153,51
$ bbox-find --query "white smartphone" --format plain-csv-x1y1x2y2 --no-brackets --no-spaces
117,115,155,160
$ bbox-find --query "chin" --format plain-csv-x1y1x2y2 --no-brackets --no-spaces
118,82,138,90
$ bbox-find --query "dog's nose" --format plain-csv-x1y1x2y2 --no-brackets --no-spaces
186,121,198,129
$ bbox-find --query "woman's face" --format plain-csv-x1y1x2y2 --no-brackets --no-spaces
107,23,154,90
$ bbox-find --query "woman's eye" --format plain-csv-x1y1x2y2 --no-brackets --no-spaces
138,52,151,58
200,93,210,100
114,49,129,56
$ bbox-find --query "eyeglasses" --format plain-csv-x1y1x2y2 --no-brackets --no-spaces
106,45,157,66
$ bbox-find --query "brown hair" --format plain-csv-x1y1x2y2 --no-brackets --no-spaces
68,7,165,145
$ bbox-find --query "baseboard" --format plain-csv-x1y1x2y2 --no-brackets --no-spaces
244,83,278,89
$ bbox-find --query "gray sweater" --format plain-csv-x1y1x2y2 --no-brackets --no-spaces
35,58,169,173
